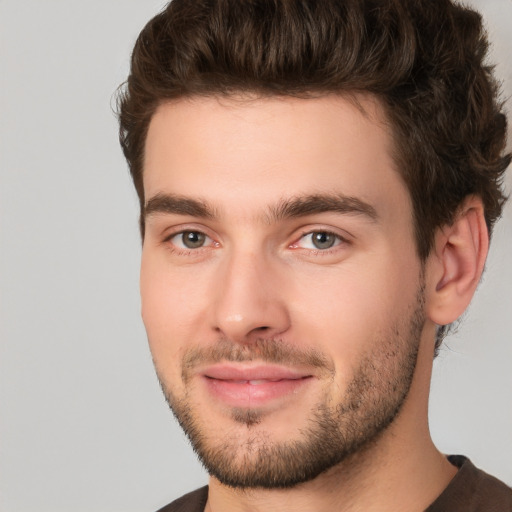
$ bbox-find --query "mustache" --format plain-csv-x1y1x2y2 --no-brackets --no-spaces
181,338,335,382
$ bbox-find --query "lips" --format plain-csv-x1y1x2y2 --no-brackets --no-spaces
230,379,283,385
201,364,313,407
204,364,308,381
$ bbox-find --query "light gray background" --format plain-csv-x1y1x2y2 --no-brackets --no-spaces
1,1,511,511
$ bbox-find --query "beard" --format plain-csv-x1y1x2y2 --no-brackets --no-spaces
155,285,425,490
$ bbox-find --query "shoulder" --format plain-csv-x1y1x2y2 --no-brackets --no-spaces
155,486,209,512
427,455,512,512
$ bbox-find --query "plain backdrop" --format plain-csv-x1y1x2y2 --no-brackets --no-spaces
1,1,511,511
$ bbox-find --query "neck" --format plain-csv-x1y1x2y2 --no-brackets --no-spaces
206,433,455,512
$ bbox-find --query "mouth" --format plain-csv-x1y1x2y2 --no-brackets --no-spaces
200,364,314,408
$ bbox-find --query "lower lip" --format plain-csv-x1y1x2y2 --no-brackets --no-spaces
203,376,312,408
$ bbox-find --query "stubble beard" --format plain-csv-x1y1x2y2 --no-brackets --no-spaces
156,286,425,489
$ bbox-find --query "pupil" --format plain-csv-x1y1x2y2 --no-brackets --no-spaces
183,231,205,248
313,232,335,249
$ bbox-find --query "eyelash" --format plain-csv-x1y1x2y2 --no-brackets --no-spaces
290,230,349,254
163,229,217,254
162,228,350,256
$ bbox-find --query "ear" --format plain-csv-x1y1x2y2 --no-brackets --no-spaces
426,196,489,326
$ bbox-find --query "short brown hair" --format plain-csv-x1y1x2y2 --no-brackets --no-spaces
117,0,509,260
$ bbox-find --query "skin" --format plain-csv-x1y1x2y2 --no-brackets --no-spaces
140,94,479,511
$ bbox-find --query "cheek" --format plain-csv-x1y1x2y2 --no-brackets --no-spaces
140,254,209,369
288,255,419,366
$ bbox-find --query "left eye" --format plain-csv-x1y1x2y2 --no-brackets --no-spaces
169,230,212,249
297,231,342,250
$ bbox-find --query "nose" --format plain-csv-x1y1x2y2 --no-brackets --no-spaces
210,250,290,343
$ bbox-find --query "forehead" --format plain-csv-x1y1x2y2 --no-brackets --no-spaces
143,94,409,222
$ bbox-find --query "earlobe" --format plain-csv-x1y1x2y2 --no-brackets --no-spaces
426,197,489,326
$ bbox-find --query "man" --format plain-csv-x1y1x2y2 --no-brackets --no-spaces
117,0,512,510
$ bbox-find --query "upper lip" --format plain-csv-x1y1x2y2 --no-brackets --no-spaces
202,364,312,381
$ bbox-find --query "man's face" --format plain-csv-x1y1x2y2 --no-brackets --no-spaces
141,95,429,488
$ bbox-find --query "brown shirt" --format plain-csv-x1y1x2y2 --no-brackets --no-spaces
156,456,512,512
426,455,512,512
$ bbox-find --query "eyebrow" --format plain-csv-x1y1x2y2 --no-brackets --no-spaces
144,192,378,223
145,193,216,219
268,194,378,223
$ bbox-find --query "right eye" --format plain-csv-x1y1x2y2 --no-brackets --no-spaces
168,230,213,250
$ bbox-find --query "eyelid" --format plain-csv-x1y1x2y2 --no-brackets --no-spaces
159,223,351,254
289,227,352,251
170,231,213,250
162,224,220,251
